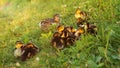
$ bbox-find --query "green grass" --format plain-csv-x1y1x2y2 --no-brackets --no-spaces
0,0,120,68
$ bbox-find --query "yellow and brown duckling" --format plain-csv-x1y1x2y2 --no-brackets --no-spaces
84,23,97,35
52,25,73,49
21,42,39,61
74,27,84,40
57,26,73,46
56,25,77,47
51,25,85,50
14,41,24,58
57,25,75,38
75,8,89,27
14,41,40,61
64,26,77,46
75,8,97,35
51,32,64,50
39,14,60,31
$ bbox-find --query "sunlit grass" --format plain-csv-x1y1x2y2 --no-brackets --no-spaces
0,0,120,68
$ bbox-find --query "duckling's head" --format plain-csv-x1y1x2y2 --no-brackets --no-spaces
53,14,60,23
57,25,64,33
76,8,81,14
75,8,88,20
75,8,81,19
88,23,98,34
15,41,24,49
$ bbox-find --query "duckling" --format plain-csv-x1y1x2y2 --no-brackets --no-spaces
21,42,39,61
75,8,89,27
76,18,85,27
56,25,70,47
39,14,60,30
14,41,24,58
75,8,88,21
51,32,64,50
60,26,77,47
65,26,77,46
74,27,84,40
60,27,70,38
84,23,97,35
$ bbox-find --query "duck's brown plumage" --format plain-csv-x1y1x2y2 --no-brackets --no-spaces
51,32,64,50
20,42,39,61
85,23,97,35
14,41,24,58
40,14,60,30
75,8,89,27
74,27,84,40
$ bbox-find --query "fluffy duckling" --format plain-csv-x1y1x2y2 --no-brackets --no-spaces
51,32,64,50
74,27,84,40
75,8,89,27
21,42,39,61
75,8,88,21
65,26,77,46
60,27,70,38
14,41,24,58
39,14,60,30
84,23,97,35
